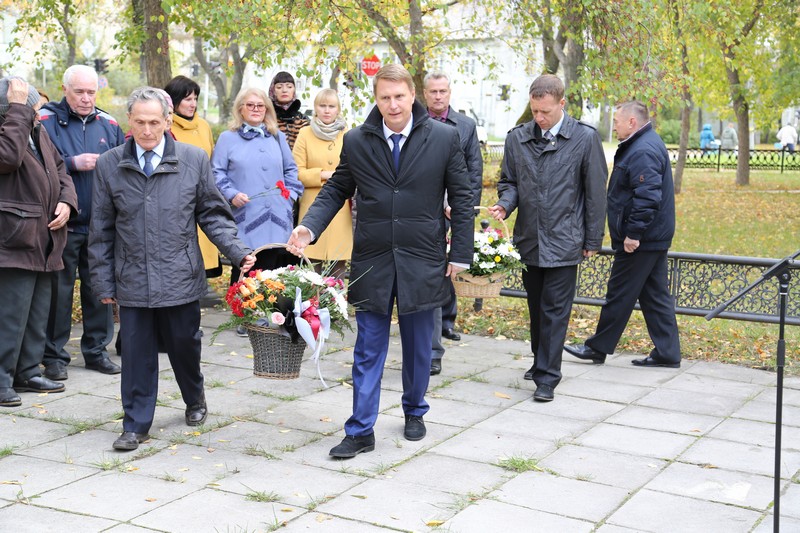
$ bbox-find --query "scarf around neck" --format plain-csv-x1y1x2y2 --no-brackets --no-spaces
310,116,346,141
238,124,267,140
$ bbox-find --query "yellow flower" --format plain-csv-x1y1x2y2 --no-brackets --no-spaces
487,236,494,244
494,255,502,263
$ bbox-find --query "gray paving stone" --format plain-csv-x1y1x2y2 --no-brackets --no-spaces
280,513,393,531
686,360,777,385
131,487,305,531
383,452,510,495
644,461,775,510
197,419,320,456
427,379,531,407
707,416,800,447
753,385,800,407
732,399,800,427
604,404,724,435
0,413,72,449
493,470,631,522
661,372,767,399
0,455,98,500
752,515,800,533
679,437,800,478
126,442,262,487
384,396,502,429
258,398,352,434
634,387,749,416
212,457,365,507
0,502,118,532
606,489,761,532
103,524,163,532
510,393,626,423
445,498,594,533
571,363,679,387
574,423,697,459
778,481,800,519
313,478,453,531
473,409,595,444
14,429,151,468
556,377,653,404
538,444,667,489
12,393,123,426
428,427,557,464
33,470,197,521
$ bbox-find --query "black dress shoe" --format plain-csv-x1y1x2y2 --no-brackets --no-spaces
44,363,68,381
564,344,606,364
85,358,121,375
329,434,375,458
13,376,65,393
404,415,426,441
430,359,442,376
523,364,535,381
185,393,208,426
442,328,461,341
0,387,22,407
632,356,680,368
113,431,150,451
533,383,555,402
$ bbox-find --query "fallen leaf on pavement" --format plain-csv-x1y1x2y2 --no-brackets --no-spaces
426,520,445,526
494,392,511,399
351,494,367,499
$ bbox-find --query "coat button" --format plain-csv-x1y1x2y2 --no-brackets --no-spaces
393,188,399,193
393,216,398,222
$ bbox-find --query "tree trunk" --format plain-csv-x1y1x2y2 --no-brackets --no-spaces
721,54,750,186
59,1,76,67
131,0,147,82
670,0,691,194
142,0,172,87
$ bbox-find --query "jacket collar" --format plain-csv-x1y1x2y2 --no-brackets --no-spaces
518,113,577,143
43,97,98,126
171,113,197,131
121,134,178,174
617,121,653,151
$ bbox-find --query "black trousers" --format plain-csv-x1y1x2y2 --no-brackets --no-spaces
119,301,204,434
521,264,578,388
586,249,681,363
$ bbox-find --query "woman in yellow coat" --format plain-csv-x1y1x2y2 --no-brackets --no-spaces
293,89,352,278
165,75,221,278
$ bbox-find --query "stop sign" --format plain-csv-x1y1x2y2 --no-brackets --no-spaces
361,55,381,77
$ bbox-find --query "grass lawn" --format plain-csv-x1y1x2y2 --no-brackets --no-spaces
462,168,800,374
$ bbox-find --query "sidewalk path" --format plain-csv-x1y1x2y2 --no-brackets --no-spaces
1,306,799,532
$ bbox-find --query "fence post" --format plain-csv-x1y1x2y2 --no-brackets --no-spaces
781,148,785,174
717,147,722,172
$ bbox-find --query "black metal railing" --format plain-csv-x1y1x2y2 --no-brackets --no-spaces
482,144,800,173
500,249,800,325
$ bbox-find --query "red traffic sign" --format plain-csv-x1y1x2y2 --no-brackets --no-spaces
361,55,381,77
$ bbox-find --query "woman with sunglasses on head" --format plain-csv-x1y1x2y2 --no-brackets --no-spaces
211,88,303,334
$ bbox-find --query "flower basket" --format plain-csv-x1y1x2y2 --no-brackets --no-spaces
213,243,351,383
453,206,522,299
246,323,306,379
453,271,505,298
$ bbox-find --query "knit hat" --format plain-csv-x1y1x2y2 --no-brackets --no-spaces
0,76,41,118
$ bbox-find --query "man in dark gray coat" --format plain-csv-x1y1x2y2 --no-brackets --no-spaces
423,70,484,375
489,74,607,402
565,100,681,368
288,64,473,458
89,87,255,451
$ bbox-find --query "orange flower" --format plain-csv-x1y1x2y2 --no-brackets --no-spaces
268,294,277,303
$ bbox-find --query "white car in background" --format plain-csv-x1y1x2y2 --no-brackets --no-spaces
452,101,488,145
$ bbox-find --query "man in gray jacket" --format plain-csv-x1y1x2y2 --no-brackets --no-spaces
89,87,255,451
489,74,607,402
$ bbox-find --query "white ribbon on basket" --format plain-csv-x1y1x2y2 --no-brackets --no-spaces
292,287,331,387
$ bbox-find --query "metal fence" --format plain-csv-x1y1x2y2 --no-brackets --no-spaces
499,249,800,326
482,144,800,172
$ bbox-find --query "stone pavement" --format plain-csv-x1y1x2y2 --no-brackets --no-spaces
2,306,800,533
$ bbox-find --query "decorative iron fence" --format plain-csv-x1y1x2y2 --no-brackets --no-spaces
500,249,800,326
482,144,800,172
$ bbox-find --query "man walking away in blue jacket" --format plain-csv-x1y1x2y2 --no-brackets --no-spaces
39,65,125,381
565,100,681,369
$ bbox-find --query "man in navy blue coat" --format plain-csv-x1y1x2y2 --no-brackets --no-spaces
565,100,681,368
288,64,473,458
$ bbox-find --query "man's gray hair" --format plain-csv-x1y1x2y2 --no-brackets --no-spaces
615,100,649,124
423,71,450,88
127,86,170,118
63,65,98,88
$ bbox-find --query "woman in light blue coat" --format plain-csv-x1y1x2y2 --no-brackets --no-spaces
212,87,303,285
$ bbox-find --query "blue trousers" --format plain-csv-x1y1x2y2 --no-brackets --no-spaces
119,301,204,434
345,293,435,437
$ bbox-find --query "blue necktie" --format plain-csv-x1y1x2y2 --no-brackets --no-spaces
544,130,554,143
390,133,402,172
143,150,155,177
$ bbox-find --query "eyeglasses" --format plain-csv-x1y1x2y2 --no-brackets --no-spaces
244,103,266,110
